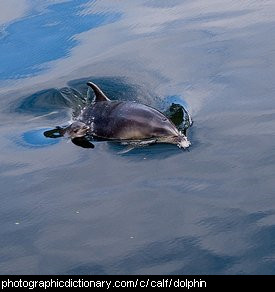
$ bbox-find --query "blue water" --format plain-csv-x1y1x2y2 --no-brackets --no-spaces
1,0,275,274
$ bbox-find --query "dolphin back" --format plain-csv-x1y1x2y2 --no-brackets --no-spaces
79,101,181,140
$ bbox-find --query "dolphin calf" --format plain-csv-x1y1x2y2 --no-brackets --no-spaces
44,82,191,149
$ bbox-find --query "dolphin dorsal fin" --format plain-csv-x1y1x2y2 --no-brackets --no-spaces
87,81,110,102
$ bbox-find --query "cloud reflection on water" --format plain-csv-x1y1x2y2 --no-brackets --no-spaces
0,0,120,80
1,0,275,275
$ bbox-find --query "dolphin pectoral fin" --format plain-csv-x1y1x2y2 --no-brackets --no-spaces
165,103,184,127
43,126,65,138
71,137,95,148
87,82,110,102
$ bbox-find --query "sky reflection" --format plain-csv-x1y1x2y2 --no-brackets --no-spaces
1,0,275,275
0,0,120,80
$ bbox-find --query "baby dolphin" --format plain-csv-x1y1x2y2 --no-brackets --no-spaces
45,82,191,149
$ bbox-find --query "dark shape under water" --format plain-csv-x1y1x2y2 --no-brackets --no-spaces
165,103,192,135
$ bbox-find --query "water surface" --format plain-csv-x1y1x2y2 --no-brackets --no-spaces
1,0,275,274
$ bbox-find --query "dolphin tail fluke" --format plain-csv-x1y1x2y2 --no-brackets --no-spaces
43,126,66,138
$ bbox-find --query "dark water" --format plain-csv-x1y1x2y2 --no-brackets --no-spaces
1,0,275,275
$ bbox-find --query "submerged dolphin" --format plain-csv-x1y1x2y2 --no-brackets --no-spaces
44,82,191,149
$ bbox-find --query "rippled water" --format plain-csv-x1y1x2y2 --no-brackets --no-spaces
1,0,275,275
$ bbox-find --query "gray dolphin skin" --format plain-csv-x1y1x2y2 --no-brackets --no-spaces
65,81,191,148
